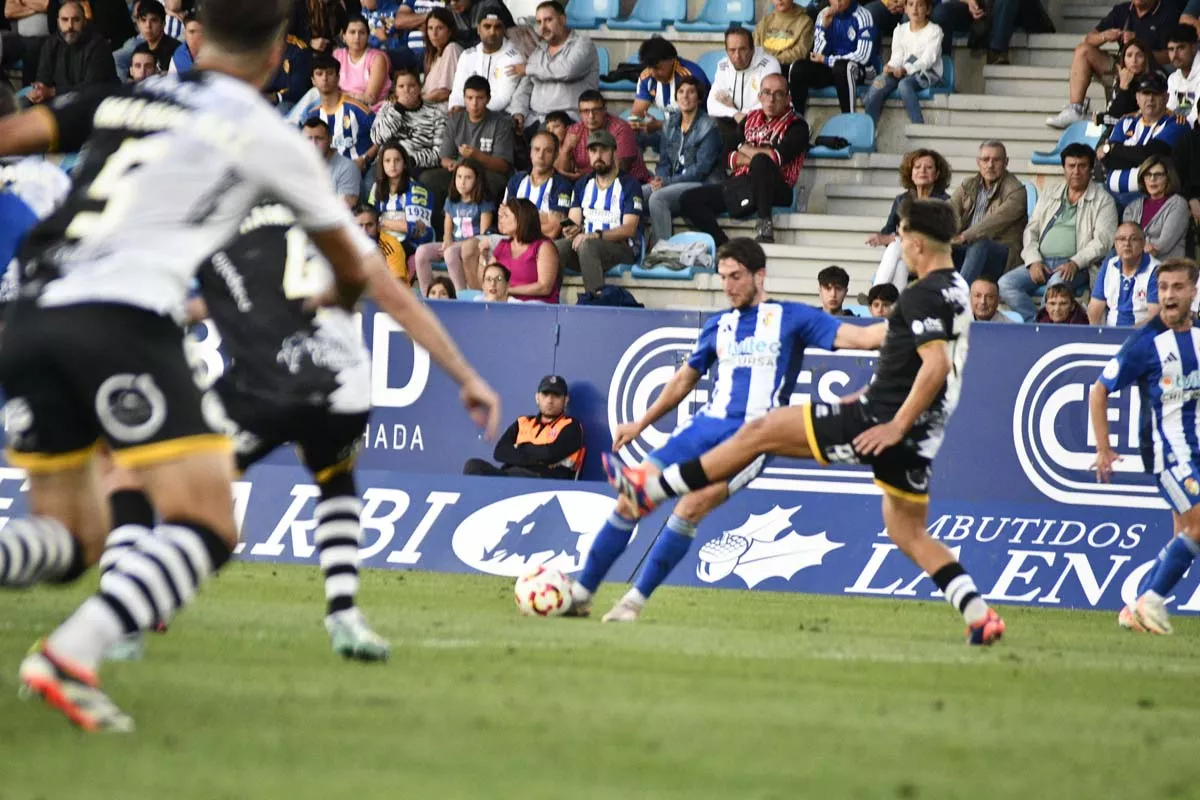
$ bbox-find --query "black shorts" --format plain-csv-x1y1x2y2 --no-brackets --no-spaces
0,302,230,472
803,399,933,502
217,381,368,482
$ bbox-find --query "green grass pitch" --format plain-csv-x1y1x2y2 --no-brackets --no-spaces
2,563,1199,800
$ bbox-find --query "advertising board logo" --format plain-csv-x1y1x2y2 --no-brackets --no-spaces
451,491,631,576
696,505,842,588
1013,343,1163,509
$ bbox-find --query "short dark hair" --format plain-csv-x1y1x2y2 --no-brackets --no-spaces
312,52,340,74
507,198,543,244
1169,23,1198,46
899,198,958,245
301,117,331,134
393,66,421,84
818,265,850,289
530,129,560,154
676,75,706,104
1060,142,1096,169
135,0,166,20
577,89,605,107
544,110,572,128
352,202,378,219
427,276,458,299
724,25,753,48
867,284,899,304
1043,283,1075,303
464,75,491,96
344,13,369,32
716,238,767,273
536,1,566,16
199,0,289,54
638,36,677,67
131,41,156,60
1158,257,1200,284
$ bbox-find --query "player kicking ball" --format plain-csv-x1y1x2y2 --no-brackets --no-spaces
567,238,886,621
603,200,1006,645
1091,258,1200,635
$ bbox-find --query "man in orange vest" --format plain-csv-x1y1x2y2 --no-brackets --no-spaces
464,374,585,479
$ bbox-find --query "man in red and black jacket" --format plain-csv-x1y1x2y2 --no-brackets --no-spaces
678,72,808,245
463,374,586,480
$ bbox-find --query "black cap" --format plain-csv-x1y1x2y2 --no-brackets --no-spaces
1136,73,1168,94
538,374,568,395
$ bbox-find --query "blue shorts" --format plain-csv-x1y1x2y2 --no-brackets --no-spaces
647,415,767,492
1157,459,1200,514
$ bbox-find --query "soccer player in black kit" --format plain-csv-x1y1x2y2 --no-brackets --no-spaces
606,199,1007,645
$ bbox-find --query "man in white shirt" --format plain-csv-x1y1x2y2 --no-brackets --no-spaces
708,26,781,150
449,5,525,112
1167,24,1200,124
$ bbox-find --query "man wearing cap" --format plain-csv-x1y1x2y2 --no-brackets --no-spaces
1101,72,1189,192
556,129,646,294
463,375,585,479
448,5,525,113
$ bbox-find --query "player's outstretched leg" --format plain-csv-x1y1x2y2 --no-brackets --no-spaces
1129,506,1200,635
99,484,159,661
0,464,101,589
568,493,639,617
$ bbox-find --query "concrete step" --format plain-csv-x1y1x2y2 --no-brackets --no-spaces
825,184,902,218
1059,5,1109,34
983,64,1107,101
903,122,1061,159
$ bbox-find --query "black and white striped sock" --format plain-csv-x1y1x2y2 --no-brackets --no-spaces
99,489,157,574
931,562,989,625
0,516,84,587
314,494,363,616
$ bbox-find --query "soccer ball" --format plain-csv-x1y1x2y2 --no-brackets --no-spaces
514,565,572,617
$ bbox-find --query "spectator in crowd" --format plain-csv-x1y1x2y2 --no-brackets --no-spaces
1035,282,1090,323
462,374,584,479
161,0,188,40
866,282,898,316
998,143,1118,321
868,148,952,289
949,140,1028,282
928,0,1042,64
370,67,447,173
863,0,943,125
556,129,645,295
370,141,436,256
1088,220,1161,324
296,0,349,54
788,0,878,115
1103,38,1160,121
414,159,495,291
543,110,572,145
1099,73,1187,192
385,0,442,68
970,277,1012,322
77,0,137,55
129,42,159,82
27,1,117,105
301,118,362,207
449,0,486,49
298,54,377,173
353,202,411,282
1,0,50,86
1046,0,1179,128
1167,24,1200,122
680,73,808,244
449,6,524,112
645,76,723,246
168,8,200,74
818,265,856,315
131,0,179,72
1123,153,1188,257
503,130,574,240
627,37,710,148
476,198,561,302
509,1,600,137
755,0,814,69
479,261,517,301
334,14,392,109
709,26,782,152
555,90,652,183
422,7,462,108
268,33,315,111
427,276,458,298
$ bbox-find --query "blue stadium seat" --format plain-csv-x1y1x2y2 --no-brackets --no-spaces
844,303,871,317
1000,309,1023,322
806,113,875,159
1021,180,1038,218
696,49,725,84
675,0,755,32
611,237,647,276
631,231,715,280
915,55,955,98
620,106,665,122
566,0,617,28
458,289,484,301
608,0,686,30
597,47,637,91
1030,121,1103,166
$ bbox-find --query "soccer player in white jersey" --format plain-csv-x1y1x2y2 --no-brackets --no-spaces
568,238,886,621
0,0,500,732
1091,257,1200,635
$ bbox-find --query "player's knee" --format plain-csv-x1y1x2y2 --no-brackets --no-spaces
674,484,727,523
318,468,357,501
615,492,637,519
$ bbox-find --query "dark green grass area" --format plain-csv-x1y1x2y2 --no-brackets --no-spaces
2,564,1198,800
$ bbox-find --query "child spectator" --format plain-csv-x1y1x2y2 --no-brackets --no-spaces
818,265,856,315
867,283,899,317
370,141,436,256
414,159,495,291
427,276,459,299
863,0,942,125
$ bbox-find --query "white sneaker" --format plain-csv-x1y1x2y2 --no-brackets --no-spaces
1046,102,1088,129
1134,593,1173,635
1118,605,1147,632
601,596,644,623
19,645,135,733
326,608,390,661
564,580,592,617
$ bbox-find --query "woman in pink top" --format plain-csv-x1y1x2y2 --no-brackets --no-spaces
334,15,391,110
479,198,560,303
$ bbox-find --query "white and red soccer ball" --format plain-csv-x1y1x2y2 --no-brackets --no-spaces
514,565,572,617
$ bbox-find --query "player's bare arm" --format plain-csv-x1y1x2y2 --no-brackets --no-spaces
614,365,701,450
308,227,371,309
1089,381,1121,482
833,321,887,351
0,106,59,155
854,340,949,456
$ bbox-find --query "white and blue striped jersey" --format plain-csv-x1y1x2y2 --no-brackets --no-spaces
1092,252,1159,327
571,172,645,251
404,0,447,56
1099,317,1200,474
164,13,185,42
311,99,375,160
504,170,574,215
687,301,841,421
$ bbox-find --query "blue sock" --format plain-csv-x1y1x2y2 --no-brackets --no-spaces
577,512,636,593
1138,540,1172,596
1148,535,1200,597
633,515,696,599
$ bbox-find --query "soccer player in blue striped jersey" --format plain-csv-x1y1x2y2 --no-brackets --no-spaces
567,238,886,622
1091,257,1200,635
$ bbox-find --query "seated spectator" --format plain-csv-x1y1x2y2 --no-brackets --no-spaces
949,140,1028,282
295,0,350,54
818,265,855,315
370,141,436,254
477,198,561,302
555,130,644,295
556,90,652,183
869,148,952,289
998,143,1118,322
503,130,574,240
385,0,440,69
422,8,463,108
427,276,458,298
132,0,179,72
168,8,201,75
928,0,1043,64
866,283,898,317
543,110,572,145
970,277,1012,322
509,1,600,137
334,15,392,109
788,0,878,115
1100,73,1187,192
301,118,362,207
462,374,584,479
1102,38,1160,122
414,159,496,291
370,67,448,173
448,6,524,112
129,42,160,82
627,37,710,148
1047,0,1178,128
1036,282,1091,323
1167,24,1200,123
354,202,410,282
479,261,519,301
1123,154,1188,258
269,34,315,112
710,27,782,152
27,1,118,105
1088,221,1161,324
297,54,376,173
863,0,943,125
757,0,814,71
644,77,722,246
679,73,808,244
162,0,188,41
449,0,488,49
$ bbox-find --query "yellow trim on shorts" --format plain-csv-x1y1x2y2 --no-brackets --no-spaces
873,479,929,505
5,441,101,473
312,453,358,485
802,404,828,466
30,104,60,153
110,434,232,469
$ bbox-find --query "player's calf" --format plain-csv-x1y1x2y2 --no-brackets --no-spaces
570,487,643,615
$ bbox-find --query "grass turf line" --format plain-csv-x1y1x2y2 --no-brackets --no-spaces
1,562,1198,800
